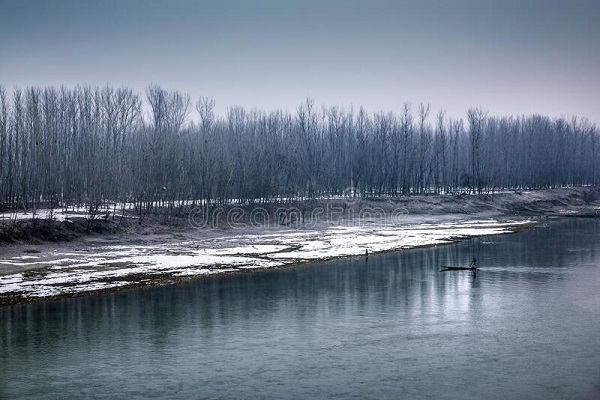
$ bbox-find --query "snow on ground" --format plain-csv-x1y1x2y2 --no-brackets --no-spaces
0,217,533,303
0,204,138,222
0,209,70,221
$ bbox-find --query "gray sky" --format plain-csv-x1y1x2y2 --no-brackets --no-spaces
1,0,599,124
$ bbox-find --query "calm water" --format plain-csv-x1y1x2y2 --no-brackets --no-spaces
1,219,600,399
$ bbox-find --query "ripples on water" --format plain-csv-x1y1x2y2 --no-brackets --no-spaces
1,219,600,399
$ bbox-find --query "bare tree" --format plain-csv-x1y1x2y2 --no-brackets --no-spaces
196,96,215,132
0,84,598,220
467,108,486,194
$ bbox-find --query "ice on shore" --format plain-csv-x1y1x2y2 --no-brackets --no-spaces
0,218,532,301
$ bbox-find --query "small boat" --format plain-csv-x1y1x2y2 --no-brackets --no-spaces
441,265,478,271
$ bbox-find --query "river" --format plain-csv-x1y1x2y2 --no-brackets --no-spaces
1,218,599,399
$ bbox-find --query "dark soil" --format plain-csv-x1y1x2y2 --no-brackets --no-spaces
0,218,124,244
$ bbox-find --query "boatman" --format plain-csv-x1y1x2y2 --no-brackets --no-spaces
471,257,477,268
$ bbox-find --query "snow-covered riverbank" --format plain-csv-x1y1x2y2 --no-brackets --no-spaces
0,214,534,305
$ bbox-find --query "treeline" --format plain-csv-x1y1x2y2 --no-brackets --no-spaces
0,84,598,212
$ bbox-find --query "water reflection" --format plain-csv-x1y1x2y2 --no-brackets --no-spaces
1,219,599,399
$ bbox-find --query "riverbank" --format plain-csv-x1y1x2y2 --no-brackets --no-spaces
1,187,598,243
1,187,598,306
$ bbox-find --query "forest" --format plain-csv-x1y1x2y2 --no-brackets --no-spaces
0,84,598,214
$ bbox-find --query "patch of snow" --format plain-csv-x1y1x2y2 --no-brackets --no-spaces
11,255,41,260
0,218,533,301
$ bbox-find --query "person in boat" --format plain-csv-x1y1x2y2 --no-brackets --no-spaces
470,257,477,268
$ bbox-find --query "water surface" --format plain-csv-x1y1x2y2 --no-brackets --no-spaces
1,218,599,399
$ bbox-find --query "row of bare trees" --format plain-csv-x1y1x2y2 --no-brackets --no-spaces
0,84,598,213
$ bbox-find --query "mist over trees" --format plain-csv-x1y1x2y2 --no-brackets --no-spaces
0,84,598,213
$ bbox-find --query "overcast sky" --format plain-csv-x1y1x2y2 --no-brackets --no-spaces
1,0,599,124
